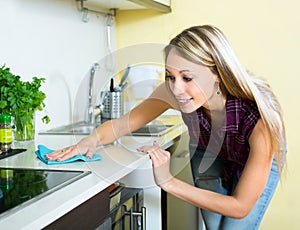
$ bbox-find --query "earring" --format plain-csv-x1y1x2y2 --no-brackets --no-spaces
216,84,222,96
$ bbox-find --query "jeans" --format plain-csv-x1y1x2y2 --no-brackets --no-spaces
191,147,280,230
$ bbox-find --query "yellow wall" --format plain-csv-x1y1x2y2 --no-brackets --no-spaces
116,0,300,229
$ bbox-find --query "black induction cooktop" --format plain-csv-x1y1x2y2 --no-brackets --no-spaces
0,168,90,217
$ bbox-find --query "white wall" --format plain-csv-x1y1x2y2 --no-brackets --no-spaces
0,0,116,131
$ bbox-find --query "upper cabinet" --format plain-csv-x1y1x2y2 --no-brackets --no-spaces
84,0,171,13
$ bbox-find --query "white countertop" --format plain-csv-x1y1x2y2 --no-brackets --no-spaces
0,122,186,229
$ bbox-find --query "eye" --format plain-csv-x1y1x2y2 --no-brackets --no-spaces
165,75,175,81
183,75,193,82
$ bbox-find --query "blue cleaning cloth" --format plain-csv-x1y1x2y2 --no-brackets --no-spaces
35,144,102,165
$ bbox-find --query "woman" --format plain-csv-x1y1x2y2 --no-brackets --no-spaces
47,25,286,229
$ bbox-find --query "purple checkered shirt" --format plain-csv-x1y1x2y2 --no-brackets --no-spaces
182,95,261,190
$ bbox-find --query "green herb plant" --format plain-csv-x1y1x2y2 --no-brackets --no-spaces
0,65,50,141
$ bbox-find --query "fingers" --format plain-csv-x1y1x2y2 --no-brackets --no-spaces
137,141,172,187
137,146,159,154
137,142,170,166
85,149,94,159
149,148,170,166
153,140,159,147
46,145,80,161
137,140,159,153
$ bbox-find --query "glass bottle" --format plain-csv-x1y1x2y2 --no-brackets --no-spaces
0,114,12,153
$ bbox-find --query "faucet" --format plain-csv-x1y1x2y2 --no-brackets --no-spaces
87,62,99,126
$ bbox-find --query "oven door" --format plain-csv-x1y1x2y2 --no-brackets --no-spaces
110,188,145,230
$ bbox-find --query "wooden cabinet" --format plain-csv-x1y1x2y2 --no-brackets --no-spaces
43,188,110,230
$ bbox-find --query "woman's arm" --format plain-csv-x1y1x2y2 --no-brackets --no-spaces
46,83,174,161
95,96,173,146
96,82,179,145
139,119,274,219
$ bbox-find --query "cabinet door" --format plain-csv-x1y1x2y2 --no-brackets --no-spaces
44,188,110,230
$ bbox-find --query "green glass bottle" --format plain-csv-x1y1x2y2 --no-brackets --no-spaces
0,114,12,153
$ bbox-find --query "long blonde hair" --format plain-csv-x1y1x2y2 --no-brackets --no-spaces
165,25,286,173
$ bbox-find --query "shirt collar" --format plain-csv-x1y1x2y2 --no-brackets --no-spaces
196,95,240,133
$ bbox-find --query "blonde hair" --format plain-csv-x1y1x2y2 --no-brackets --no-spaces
165,25,286,173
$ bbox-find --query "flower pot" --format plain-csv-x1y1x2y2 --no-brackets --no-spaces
13,114,35,142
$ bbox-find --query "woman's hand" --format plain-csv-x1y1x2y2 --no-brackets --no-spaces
137,141,173,188
46,133,98,161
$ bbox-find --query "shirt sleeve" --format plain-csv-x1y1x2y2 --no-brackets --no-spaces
239,99,261,140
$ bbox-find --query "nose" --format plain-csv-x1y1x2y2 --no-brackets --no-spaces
170,79,185,96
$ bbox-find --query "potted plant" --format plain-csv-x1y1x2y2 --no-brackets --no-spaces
0,65,50,141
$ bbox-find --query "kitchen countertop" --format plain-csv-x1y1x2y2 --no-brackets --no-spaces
0,118,186,229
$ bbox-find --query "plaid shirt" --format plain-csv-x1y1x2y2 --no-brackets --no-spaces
182,95,261,190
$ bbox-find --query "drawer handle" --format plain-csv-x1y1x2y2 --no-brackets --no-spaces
175,151,189,158
122,205,146,230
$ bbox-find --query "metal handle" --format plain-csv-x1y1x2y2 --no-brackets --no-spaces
122,205,146,230
174,151,189,158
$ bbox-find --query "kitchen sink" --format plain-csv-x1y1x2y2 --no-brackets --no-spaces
39,121,95,135
39,121,175,137
130,124,174,136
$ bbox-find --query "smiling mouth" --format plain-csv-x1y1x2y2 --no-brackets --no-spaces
178,99,189,102
177,98,192,106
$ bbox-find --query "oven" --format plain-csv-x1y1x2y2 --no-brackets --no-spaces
108,187,145,230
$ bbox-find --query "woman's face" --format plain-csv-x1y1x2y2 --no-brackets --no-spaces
166,49,218,113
